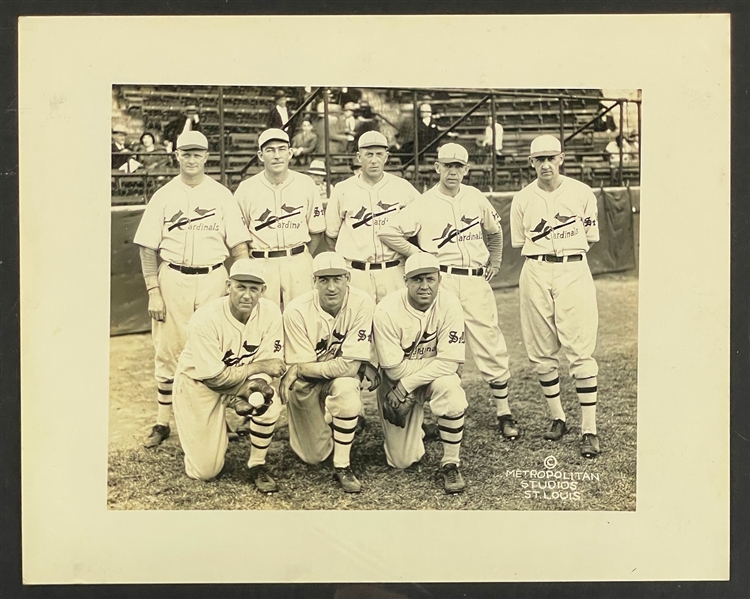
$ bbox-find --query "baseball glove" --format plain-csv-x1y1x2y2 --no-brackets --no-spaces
227,378,274,417
381,380,416,428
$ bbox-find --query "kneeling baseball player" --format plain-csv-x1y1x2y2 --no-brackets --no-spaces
373,253,469,494
279,252,379,493
172,259,287,491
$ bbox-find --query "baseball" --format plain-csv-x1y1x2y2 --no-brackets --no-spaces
248,392,266,408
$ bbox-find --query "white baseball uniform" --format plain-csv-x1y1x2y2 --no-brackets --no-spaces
133,175,251,399
510,174,599,380
283,286,375,466
374,288,467,469
378,184,512,389
172,296,284,481
234,170,326,308
325,172,420,302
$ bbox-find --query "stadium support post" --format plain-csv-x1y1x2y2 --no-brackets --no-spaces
559,98,565,154
619,100,624,187
218,85,226,186
490,92,497,192
323,89,331,198
412,89,419,189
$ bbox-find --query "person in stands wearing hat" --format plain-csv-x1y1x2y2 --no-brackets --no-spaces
111,128,132,170
266,89,291,130
133,130,251,448
279,252,378,493
307,159,330,204
233,128,325,309
379,142,523,441
171,258,287,491
373,252,469,493
291,119,318,166
510,134,601,458
163,104,203,155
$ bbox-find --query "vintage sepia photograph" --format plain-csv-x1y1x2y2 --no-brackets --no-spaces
108,84,641,511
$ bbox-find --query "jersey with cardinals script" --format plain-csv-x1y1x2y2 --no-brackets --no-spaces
234,170,325,251
176,295,284,382
378,184,501,268
134,176,250,267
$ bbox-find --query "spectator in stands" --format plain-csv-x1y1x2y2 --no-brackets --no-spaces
399,103,441,157
314,104,349,156
343,102,359,152
137,132,169,171
163,104,203,154
111,128,132,170
605,134,639,166
266,89,291,129
291,119,318,166
307,159,330,203
480,116,505,164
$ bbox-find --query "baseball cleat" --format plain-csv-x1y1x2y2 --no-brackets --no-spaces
356,414,367,434
581,433,601,458
439,463,466,494
246,464,278,493
334,467,362,493
144,424,170,448
422,421,440,442
497,414,520,440
543,419,568,441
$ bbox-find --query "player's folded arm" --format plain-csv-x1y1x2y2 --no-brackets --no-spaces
202,364,270,395
297,357,362,381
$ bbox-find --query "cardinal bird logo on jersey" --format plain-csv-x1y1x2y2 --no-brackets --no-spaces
377,200,398,211
280,203,302,213
404,330,438,359
222,342,260,367
194,206,216,217
554,212,574,223
314,330,347,361
166,206,217,231
531,218,547,233
432,217,479,248
167,210,184,224
255,204,302,230
351,202,399,229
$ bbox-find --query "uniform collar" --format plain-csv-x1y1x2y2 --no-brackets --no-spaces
261,169,294,190
223,296,260,330
313,286,350,322
355,171,388,191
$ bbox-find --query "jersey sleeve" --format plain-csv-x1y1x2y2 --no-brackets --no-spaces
283,306,317,364
254,302,284,361
378,199,422,239
373,303,406,369
435,293,466,363
132,193,165,250
479,193,501,235
340,295,375,361
582,187,600,243
324,183,344,239
232,181,251,230
306,177,327,234
223,190,252,249
184,316,227,380
402,179,420,207
509,194,526,249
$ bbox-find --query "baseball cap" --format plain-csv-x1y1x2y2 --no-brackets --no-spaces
404,253,440,279
529,134,562,157
437,143,469,165
229,259,266,284
358,130,389,149
258,128,290,149
176,130,209,151
274,89,287,99
307,159,327,176
313,252,349,277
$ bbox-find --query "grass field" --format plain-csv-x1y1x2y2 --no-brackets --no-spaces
108,272,637,511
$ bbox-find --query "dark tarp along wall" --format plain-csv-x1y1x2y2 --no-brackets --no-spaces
111,187,640,336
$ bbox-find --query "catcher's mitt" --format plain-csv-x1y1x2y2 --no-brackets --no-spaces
381,381,416,428
227,378,274,417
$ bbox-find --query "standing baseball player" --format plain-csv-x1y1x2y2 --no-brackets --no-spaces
510,134,601,458
233,128,326,308
378,142,521,440
279,252,379,493
374,253,468,493
133,130,251,448
172,259,287,490
324,130,420,302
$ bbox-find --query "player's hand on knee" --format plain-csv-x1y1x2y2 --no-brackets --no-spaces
279,364,298,405
257,358,287,378
147,289,166,321
358,362,381,392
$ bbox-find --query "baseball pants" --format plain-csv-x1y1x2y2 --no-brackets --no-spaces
347,263,406,303
286,376,361,465
518,257,598,379
378,368,467,469
440,273,511,384
153,263,228,383
256,250,314,310
172,372,282,481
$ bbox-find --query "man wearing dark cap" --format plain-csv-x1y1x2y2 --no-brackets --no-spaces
172,259,287,490
134,130,251,448
233,128,326,308
266,89,290,130
111,128,132,170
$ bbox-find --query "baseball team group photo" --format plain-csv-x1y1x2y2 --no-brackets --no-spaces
108,84,641,511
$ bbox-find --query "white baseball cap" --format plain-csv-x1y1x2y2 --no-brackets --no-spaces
258,128,290,149
229,259,266,284
437,143,469,165
358,130,389,149
313,252,349,277
307,159,327,176
404,252,440,279
529,134,562,157
176,130,208,151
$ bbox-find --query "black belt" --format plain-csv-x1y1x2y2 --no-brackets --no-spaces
350,260,401,271
440,265,485,277
168,262,222,275
250,245,305,259
527,254,583,263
